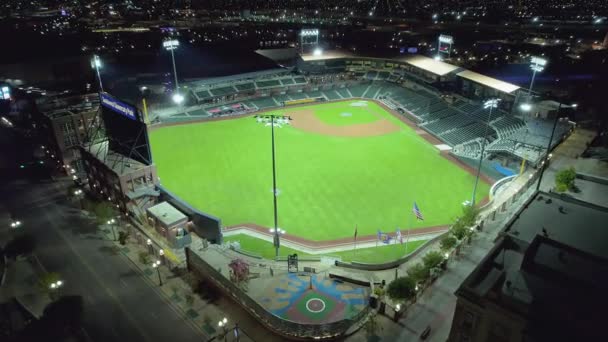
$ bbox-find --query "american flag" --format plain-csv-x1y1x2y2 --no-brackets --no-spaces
413,202,424,221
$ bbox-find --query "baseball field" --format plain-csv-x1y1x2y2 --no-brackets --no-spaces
149,99,490,242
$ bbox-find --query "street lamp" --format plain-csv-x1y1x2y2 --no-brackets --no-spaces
10,220,22,229
535,102,577,191
163,39,182,104
218,317,228,341
520,103,532,112
254,115,292,258
472,99,501,205
107,218,117,241
152,260,163,286
528,56,547,101
91,55,104,92
73,189,84,209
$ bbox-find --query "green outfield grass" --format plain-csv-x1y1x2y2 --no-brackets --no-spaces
313,100,380,126
150,99,490,241
223,234,428,263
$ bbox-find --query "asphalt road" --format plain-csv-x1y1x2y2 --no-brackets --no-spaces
1,177,203,342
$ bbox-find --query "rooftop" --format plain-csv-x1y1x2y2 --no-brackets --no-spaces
85,141,148,176
456,70,520,94
399,55,461,76
458,191,608,341
300,50,355,61
147,201,187,227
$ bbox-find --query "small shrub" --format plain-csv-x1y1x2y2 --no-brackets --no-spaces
422,251,444,270
138,251,151,265
387,276,416,302
118,231,130,245
440,235,457,251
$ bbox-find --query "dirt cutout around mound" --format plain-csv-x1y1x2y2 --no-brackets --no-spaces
289,108,400,137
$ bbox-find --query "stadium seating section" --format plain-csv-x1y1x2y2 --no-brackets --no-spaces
183,72,572,165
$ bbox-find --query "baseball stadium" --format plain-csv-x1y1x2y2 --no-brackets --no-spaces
141,50,572,263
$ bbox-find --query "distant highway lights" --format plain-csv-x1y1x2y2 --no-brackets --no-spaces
90,55,104,92
152,260,163,286
254,115,292,258
107,218,117,241
163,39,181,102
471,99,501,206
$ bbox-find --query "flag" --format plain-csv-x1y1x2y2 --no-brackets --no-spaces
413,202,424,220
396,228,403,244
354,225,358,241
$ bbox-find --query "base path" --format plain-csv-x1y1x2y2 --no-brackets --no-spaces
289,108,401,137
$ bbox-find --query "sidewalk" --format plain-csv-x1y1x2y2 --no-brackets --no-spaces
96,220,257,342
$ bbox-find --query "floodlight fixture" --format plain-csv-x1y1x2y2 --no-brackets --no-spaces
301,29,319,37
313,48,323,56
434,55,441,61
172,93,184,104
91,55,102,69
520,103,532,111
163,39,180,51
483,98,501,109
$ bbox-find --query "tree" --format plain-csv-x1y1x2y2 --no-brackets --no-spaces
440,235,457,251
4,233,36,259
461,205,480,228
118,231,130,245
555,167,576,192
387,276,417,302
94,202,115,225
363,311,383,339
451,219,468,240
407,262,429,284
422,251,444,270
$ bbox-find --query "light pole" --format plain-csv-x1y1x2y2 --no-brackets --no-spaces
49,280,64,299
152,260,163,286
472,98,501,205
91,55,104,92
163,39,183,105
73,189,84,209
10,220,22,229
527,56,547,102
107,218,117,241
218,317,228,341
254,115,292,258
535,102,577,191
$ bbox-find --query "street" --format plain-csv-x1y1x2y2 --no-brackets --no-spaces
1,177,203,342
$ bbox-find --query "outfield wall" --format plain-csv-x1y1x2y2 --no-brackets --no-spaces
158,186,223,244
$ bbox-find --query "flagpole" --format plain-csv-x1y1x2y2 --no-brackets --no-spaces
353,225,357,259
406,211,412,253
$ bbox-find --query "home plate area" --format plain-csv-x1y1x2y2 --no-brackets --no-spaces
260,274,368,324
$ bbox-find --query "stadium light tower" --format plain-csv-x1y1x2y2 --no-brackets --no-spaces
163,39,182,104
91,55,104,92
528,56,547,99
254,114,292,258
471,98,501,205
300,29,319,54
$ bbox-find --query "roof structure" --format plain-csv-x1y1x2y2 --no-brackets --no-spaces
300,50,355,61
400,55,461,76
457,191,608,341
457,70,520,94
147,201,188,228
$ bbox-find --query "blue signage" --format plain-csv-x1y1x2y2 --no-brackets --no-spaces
100,92,137,120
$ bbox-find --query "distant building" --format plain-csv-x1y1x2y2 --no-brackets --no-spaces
34,93,101,175
448,191,608,342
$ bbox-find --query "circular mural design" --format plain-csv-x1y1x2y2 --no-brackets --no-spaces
306,298,326,313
